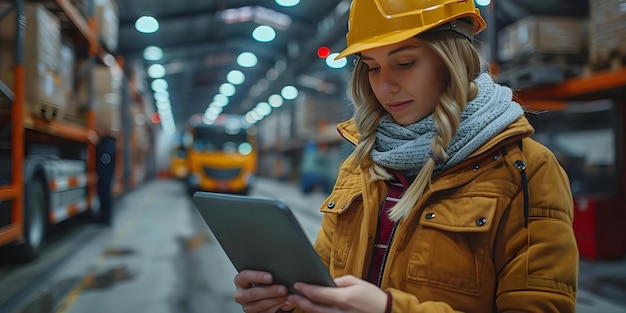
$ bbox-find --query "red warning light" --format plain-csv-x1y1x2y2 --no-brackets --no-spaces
151,112,161,123
317,46,331,58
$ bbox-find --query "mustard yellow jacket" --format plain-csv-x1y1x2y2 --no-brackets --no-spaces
310,116,578,312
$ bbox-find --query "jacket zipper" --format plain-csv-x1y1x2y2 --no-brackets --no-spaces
377,223,398,287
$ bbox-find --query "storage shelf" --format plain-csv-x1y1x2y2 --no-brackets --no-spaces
0,185,19,201
516,67,626,102
23,113,95,143
0,80,13,101
54,0,98,49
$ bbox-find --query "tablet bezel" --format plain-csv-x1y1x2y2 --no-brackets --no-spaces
191,191,336,294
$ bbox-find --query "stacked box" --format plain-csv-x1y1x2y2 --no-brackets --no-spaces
589,0,626,63
0,4,63,119
59,40,76,117
73,63,122,136
497,16,587,62
95,0,119,52
93,64,122,137
68,0,119,52
293,93,348,137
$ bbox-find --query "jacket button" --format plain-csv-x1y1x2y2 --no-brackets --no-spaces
425,213,436,219
476,217,487,226
327,202,335,209
472,165,480,172
493,154,500,161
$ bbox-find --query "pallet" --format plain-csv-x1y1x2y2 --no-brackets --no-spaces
499,51,586,77
584,48,626,77
496,64,570,90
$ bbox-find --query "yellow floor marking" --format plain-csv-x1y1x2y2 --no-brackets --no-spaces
55,196,157,313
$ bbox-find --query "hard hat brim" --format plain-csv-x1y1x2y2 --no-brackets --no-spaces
335,29,421,60
335,13,487,61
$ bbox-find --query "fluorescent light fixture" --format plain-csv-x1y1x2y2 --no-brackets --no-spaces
135,16,159,33
281,85,298,100
252,25,276,42
268,94,283,108
154,90,170,102
326,53,347,69
220,6,291,30
275,0,300,7
237,52,258,67
219,83,236,97
147,64,166,78
213,94,229,107
151,79,168,91
256,102,272,116
227,70,245,85
143,46,163,61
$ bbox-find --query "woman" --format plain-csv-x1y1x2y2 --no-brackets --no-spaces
234,0,579,312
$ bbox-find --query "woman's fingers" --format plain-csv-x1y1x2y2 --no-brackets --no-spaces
234,270,273,288
234,270,291,313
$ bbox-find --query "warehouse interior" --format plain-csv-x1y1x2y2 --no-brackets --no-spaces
1,0,626,312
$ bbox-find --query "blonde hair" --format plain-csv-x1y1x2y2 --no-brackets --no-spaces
348,31,481,222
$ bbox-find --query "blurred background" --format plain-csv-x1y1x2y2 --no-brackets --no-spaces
1,0,625,312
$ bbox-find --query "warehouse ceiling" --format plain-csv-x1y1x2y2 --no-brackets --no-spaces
114,0,588,132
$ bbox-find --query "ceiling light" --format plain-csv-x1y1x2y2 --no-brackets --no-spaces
147,64,166,78
281,86,298,100
213,94,229,107
268,94,283,108
249,110,262,121
252,25,276,42
275,0,300,7
151,79,168,91
256,102,272,116
206,106,222,116
219,83,236,97
143,46,163,61
245,112,258,124
227,70,245,85
237,52,258,67
135,16,159,34
154,90,169,102
156,100,171,110
326,53,347,69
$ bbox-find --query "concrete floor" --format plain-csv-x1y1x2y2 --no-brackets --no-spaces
1,178,625,313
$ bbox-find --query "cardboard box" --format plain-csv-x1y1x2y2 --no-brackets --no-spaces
94,94,121,137
67,0,118,52
0,4,63,119
498,16,587,62
589,0,626,63
94,0,119,52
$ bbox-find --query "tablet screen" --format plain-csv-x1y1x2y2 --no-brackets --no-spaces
192,191,336,294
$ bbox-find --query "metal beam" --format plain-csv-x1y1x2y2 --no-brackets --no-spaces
237,0,351,114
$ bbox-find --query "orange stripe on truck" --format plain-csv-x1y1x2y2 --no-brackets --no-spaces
68,176,79,188
67,203,79,217
49,180,58,191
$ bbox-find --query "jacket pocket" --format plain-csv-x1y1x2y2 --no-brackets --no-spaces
322,188,363,270
406,196,497,296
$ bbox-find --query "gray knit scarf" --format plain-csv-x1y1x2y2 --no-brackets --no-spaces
371,72,524,177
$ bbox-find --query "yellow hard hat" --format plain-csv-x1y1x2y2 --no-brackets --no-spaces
336,0,487,59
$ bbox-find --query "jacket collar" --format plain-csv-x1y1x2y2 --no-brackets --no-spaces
337,115,534,158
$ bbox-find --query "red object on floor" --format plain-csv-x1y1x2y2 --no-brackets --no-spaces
573,197,626,260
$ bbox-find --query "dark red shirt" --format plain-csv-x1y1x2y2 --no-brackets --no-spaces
367,172,410,286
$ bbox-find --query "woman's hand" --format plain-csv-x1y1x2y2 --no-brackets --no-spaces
234,270,296,313
287,275,388,313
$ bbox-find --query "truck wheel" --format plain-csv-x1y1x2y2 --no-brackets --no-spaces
16,177,47,261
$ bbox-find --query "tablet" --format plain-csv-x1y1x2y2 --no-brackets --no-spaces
191,191,336,294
